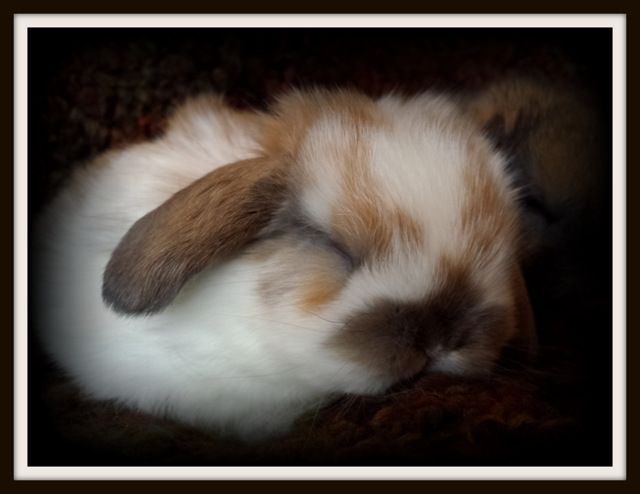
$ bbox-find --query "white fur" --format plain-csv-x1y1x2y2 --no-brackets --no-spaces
34,91,525,440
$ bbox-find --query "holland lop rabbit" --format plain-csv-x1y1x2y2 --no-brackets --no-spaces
33,85,559,441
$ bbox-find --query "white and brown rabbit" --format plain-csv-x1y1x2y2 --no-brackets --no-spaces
34,80,599,441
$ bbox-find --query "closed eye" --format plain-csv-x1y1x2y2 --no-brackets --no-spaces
327,237,358,270
268,210,360,270
296,220,359,270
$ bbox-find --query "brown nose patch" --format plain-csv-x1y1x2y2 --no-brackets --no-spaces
333,266,477,378
328,265,508,381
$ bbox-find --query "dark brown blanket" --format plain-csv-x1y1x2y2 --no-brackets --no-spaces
27,27,613,467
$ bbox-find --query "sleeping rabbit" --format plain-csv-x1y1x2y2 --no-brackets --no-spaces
33,86,550,441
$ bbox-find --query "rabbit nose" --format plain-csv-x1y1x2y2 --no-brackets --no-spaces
334,293,481,381
384,299,509,378
386,299,476,351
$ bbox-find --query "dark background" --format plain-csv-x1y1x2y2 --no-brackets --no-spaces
27,27,614,467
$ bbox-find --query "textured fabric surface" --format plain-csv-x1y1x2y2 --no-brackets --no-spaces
27,27,613,467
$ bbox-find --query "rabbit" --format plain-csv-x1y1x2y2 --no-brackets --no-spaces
33,88,540,441
461,77,611,321
461,77,609,255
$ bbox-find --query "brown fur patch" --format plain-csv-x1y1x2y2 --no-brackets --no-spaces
297,262,347,312
332,189,424,262
460,144,519,266
258,89,381,158
331,142,423,261
249,235,350,314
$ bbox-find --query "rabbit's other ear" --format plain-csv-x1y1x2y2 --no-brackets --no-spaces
103,156,289,315
463,77,608,229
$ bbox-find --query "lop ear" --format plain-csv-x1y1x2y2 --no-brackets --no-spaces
102,156,289,315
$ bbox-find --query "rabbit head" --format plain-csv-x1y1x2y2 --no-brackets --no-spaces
101,89,537,397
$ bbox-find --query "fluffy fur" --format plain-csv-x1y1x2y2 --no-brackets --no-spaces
34,88,539,441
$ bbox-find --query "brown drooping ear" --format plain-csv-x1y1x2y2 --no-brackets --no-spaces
102,156,289,315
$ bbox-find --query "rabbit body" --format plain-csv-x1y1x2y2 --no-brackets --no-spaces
34,89,539,440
